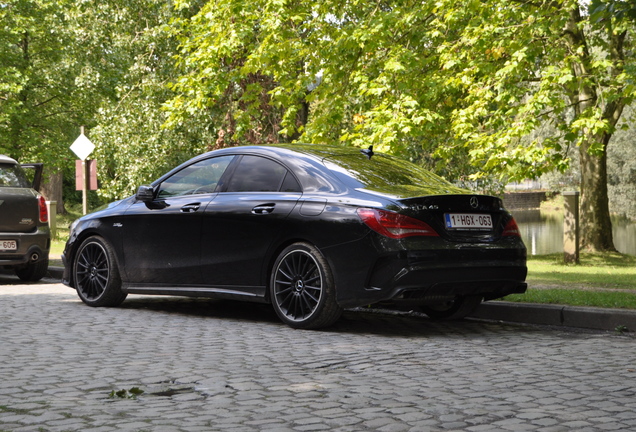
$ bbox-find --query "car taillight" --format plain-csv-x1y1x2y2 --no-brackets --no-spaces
357,208,439,239
502,217,521,237
38,195,48,223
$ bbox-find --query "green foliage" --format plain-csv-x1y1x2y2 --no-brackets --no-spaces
434,0,635,181
166,1,634,183
3,0,636,239
615,324,629,334
109,387,144,399
166,0,474,177
0,0,82,167
87,0,214,200
0,0,216,202
607,106,636,219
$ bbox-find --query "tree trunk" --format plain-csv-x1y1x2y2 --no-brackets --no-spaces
40,169,65,215
578,139,615,252
564,6,620,252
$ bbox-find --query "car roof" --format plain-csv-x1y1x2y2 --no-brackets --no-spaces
153,144,466,199
205,144,355,160
0,155,18,165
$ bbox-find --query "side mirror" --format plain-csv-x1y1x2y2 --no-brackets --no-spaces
135,185,155,202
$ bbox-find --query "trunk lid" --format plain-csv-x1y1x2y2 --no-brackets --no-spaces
399,194,511,242
0,188,41,233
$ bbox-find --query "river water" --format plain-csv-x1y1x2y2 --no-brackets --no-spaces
513,209,636,256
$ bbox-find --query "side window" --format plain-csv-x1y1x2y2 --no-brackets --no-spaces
281,172,302,192
157,156,234,198
226,156,301,192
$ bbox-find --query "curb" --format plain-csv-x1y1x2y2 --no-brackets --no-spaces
46,265,636,333
470,301,636,333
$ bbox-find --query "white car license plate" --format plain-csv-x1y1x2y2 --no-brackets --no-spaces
0,240,17,251
445,213,493,230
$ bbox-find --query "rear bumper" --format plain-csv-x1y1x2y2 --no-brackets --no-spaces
385,278,528,305
366,250,527,305
0,227,50,267
328,238,527,307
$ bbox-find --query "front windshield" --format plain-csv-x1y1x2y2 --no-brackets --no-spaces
323,153,467,198
0,163,30,188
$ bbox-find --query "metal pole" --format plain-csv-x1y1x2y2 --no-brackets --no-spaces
82,160,88,215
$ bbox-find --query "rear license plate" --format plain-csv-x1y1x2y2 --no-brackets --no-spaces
445,213,493,230
0,240,17,251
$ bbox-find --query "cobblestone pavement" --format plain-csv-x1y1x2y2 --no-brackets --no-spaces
1,277,636,432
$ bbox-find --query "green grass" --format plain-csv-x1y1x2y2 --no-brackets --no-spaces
525,252,636,289
504,252,636,309
505,289,636,309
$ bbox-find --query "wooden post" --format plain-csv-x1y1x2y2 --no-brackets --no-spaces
563,191,580,264
81,126,88,215
46,201,57,239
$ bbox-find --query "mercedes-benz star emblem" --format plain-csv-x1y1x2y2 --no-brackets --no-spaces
470,196,479,208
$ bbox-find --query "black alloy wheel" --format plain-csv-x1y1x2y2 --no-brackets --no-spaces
270,242,342,329
420,295,483,320
74,236,127,307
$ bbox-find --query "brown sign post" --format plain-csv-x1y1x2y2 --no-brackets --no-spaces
70,127,96,214
75,160,98,191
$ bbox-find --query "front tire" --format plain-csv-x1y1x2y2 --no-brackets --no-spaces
420,296,482,320
73,236,127,307
270,242,343,329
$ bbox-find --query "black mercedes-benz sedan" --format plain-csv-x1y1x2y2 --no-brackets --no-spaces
62,145,526,329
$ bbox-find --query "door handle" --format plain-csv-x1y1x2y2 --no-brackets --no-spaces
252,204,275,215
181,203,201,213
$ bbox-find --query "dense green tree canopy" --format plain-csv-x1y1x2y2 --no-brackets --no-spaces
433,0,635,250
167,0,636,250
0,0,80,166
2,0,636,252
88,0,216,201
167,0,466,174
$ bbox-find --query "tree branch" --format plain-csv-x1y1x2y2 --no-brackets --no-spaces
33,95,60,108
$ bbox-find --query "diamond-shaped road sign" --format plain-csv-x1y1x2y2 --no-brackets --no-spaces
70,133,95,161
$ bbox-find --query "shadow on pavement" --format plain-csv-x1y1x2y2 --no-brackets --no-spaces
116,295,553,338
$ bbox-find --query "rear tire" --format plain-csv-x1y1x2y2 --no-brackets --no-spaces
15,258,49,282
420,296,482,320
270,242,343,329
73,236,127,307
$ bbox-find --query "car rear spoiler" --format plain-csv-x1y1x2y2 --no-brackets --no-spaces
20,163,44,191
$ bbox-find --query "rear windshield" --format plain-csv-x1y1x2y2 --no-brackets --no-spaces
323,153,467,198
0,163,30,188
